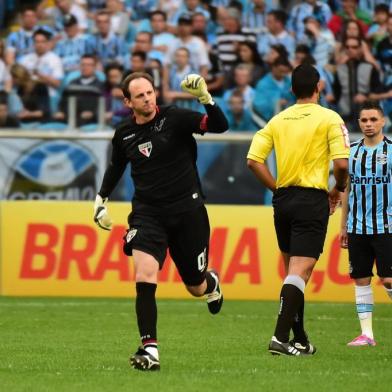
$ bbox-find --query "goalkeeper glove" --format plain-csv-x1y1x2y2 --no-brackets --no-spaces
93,194,112,231
180,74,213,105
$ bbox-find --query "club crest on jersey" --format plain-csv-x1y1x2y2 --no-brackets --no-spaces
126,229,137,243
138,141,152,157
376,153,387,165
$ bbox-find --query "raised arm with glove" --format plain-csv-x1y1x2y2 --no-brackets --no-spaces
180,74,214,105
181,74,228,133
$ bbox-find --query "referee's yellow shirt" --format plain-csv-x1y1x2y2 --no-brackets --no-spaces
247,103,350,192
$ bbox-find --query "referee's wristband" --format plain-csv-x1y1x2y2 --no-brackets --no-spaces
335,184,346,192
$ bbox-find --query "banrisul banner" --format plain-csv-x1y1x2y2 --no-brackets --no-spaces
0,139,109,200
0,201,389,302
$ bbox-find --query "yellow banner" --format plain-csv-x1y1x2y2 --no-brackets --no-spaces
0,201,388,302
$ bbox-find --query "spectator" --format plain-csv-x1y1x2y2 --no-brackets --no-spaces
126,0,157,21
366,3,389,50
54,54,104,127
170,0,210,27
191,11,216,45
157,0,181,21
163,46,202,111
333,37,383,130
106,0,129,38
41,0,88,33
131,31,165,65
5,7,38,66
0,41,12,93
149,11,176,63
103,63,129,126
253,56,293,121
235,41,267,86
223,64,255,109
242,0,269,37
215,7,256,72
328,0,372,38
87,10,128,67
164,14,210,78
301,15,335,68
376,14,392,83
0,91,20,128
129,51,149,73
288,0,332,41
224,89,258,131
9,63,50,124
258,10,295,60
18,28,64,103
54,14,89,75
264,43,289,70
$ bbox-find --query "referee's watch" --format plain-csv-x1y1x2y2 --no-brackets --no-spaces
335,184,346,192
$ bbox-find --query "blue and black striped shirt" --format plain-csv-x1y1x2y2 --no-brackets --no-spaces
348,136,392,234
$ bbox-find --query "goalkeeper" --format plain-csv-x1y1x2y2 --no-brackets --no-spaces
93,72,228,371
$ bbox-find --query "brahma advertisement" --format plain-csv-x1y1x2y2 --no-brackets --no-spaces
0,201,388,302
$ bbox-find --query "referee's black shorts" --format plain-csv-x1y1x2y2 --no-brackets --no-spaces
272,186,329,260
123,205,210,286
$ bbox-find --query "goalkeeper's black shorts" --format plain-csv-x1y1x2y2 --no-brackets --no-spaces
272,186,329,260
123,205,210,286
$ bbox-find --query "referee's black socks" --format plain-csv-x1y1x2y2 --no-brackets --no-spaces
274,275,305,343
136,282,158,348
204,271,217,294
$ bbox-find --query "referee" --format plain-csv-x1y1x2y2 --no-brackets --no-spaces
93,72,228,370
247,64,349,356
340,101,392,347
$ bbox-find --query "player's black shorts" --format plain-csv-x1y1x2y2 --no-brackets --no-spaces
347,233,392,278
123,205,210,286
272,186,329,260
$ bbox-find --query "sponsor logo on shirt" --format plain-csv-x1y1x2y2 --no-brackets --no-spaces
350,173,391,185
123,133,135,140
138,141,152,157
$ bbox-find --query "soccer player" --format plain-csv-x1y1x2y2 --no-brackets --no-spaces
93,72,227,370
247,64,349,356
340,101,392,347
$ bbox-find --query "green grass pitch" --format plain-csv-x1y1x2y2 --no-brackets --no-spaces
0,297,390,392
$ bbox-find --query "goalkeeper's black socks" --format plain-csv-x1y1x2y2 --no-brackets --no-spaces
274,275,305,343
292,301,308,345
136,282,158,351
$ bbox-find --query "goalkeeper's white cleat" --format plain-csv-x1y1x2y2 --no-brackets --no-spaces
206,270,223,314
130,347,160,371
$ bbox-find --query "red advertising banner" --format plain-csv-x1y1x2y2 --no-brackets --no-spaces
0,201,388,302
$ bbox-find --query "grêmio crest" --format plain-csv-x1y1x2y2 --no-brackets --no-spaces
138,141,152,157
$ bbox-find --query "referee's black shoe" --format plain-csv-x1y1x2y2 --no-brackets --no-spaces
289,339,317,355
130,347,160,371
206,270,223,314
268,336,303,356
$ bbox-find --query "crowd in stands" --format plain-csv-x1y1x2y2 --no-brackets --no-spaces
0,0,391,132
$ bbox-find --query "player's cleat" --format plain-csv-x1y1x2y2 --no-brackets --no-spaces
130,347,160,371
290,340,317,355
347,334,376,347
206,270,223,314
268,336,303,356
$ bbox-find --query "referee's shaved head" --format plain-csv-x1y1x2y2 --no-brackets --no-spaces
291,64,320,99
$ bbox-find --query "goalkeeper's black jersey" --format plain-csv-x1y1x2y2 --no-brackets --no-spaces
99,104,228,215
